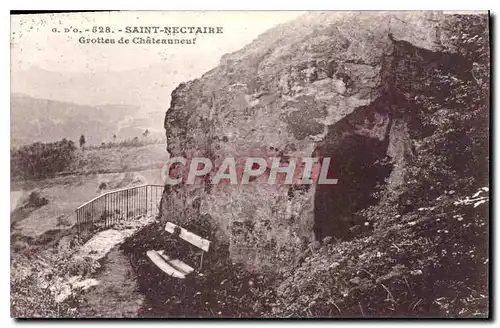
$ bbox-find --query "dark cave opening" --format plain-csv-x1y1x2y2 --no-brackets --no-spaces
313,134,393,241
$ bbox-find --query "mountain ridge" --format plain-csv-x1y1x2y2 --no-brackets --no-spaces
11,93,164,147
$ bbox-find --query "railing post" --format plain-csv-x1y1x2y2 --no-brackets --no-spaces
126,189,129,220
84,207,87,237
119,191,122,221
104,193,107,228
114,192,117,224
145,185,148,216
76,209,80,241
114,192,116,223
84,207,87,236
120,190,122,221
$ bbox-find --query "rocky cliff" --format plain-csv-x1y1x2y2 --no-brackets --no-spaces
161,11,489,272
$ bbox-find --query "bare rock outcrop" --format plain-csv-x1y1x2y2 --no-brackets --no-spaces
161,11,487,271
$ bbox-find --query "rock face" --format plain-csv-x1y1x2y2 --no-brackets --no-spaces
161,12,483,271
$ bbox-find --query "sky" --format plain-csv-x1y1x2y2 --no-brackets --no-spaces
11,11,303,74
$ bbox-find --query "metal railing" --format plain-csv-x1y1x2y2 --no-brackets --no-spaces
75,184,164,238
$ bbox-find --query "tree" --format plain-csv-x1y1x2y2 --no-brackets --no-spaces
79,135,86,148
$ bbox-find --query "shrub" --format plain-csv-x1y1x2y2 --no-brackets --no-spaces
56,215,72,228
27,191,49,208
98,182,107,191
65,257,101,277
88,137,164,150
11,139,77,180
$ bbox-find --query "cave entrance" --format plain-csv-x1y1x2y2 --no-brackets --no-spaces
313,134,393,241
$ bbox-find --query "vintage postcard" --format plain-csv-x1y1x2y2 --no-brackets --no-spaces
10,11,490,318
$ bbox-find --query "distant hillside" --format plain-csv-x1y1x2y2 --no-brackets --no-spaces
10,64,197,113
10,94,165,147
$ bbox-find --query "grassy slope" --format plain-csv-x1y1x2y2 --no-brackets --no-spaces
11,169,165,239
69,143,168,175
272,188,489,317
11,143,168,237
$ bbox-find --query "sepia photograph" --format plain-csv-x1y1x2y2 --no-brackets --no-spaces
9,10,490,318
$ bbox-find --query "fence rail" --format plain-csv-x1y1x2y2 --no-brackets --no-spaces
75,184,164,238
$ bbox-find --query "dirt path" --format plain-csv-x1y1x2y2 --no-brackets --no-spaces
77,247,145,318
10,190,24,211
